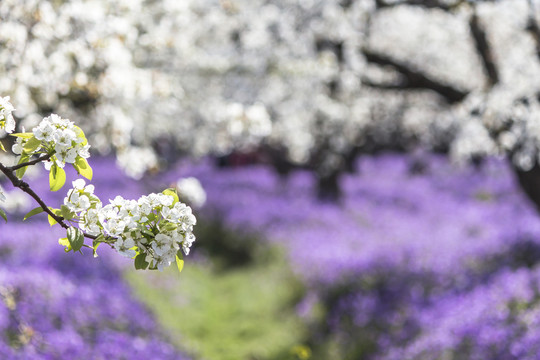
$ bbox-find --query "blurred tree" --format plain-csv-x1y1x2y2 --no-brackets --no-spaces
2,0,540,203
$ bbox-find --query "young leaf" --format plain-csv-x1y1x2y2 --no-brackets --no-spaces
176,249,184,273
10,132,34,139
48,214,57,226
22,136,41,153
134,252,149,270
92,238,102,258
141,228,155,237
15,153,30,179
23,207,44,221
162,188,179,204
73,126,88,146
47,207,61,226
66,226,84,252
74,156,93,180
161,223,178,232
0,208,7,223
49,164,66,191
58,237,72,252
0,141,5,152
60,205,75,221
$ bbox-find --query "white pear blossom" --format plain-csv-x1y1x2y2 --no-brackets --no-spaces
55,147,78,164
114,236,137,258
79,207,101,236
64,179,96,212
11,138,24,155
33,121,56,142
0,96,15,134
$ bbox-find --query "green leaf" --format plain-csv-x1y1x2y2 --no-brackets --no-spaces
73,156,93,180
141,228,155,237
49,164,66,192
48,214,57,226
176,249,184,273
15,153,30,179
92,238,102,258
134,252,149,270
0,208,7,223
22,136,41,153
161,223,178,232
73,126,88,146
23,207,44,221
58,237,72,252
10,132,34,139
162,188,179,204
47,207,61,226
60,205,75,221
66,226,84,252
0,141,5,152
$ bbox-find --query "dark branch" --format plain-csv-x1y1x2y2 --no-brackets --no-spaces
514,162,540,214
469,11,499,87
0,161,98,240
8,154,51,171
362,49,469,103
374,0,463,11
527,0,540,60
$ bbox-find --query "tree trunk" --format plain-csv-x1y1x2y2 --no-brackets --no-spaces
317,170,342,203
514,163,540,213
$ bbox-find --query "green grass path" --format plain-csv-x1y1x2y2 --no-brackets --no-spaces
126,251,309,360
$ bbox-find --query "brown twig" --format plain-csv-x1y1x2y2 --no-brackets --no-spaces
469,10,499,87
0,160,98,240
8,154,51,171
362,49,469,104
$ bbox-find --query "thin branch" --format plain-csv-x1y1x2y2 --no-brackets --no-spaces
8,154,51,171
374,0,465,11
0,161,98,240
469,10,499,87
362,49,469,103
527,0,540,60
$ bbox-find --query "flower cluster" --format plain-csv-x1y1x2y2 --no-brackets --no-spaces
12,114,90,170
0,96,15,134
63,180,196,271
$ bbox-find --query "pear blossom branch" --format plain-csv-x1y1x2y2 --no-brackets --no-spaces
0,161,98,242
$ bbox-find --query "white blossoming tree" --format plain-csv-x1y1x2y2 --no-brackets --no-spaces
3,0,540,205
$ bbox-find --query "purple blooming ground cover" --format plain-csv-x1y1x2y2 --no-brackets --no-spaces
0,159,189,359
166,153,540,359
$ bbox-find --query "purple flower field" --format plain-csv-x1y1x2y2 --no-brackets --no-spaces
4,152,540,359
167,153,540,359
